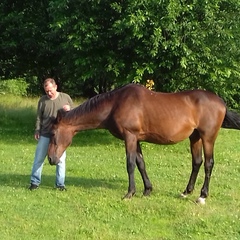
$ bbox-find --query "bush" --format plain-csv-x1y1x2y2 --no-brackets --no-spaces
0,78,29,96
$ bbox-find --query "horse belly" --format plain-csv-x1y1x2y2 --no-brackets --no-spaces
140,122,195,145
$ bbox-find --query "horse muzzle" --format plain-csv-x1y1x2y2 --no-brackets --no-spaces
48,156,59,165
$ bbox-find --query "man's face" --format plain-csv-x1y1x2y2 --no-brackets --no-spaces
44,82,57,99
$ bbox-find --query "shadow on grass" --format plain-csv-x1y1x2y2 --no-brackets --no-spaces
71,130,121,147
1,127,120,147
0,173,125,191
0,103,122,146
1,104,124,148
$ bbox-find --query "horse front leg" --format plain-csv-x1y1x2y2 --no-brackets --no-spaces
122,135,138,199
182,131,203,197
136,142,152,196
123,152,137,199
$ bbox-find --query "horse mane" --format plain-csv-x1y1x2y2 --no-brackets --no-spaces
64,83,135,123
74,91,113,114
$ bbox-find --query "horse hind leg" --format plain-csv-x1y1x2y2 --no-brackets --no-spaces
136,142,153,196
196,139,215,205
182,130,203,198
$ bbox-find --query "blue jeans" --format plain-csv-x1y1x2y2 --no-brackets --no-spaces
30,136,66,187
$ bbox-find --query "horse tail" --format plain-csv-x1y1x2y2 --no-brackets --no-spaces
221,109,240,130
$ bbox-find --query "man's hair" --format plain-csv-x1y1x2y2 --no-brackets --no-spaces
43,78,56,87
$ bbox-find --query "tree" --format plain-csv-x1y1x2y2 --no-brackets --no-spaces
1,0,240,107
0,0,66,93
49,0,240,102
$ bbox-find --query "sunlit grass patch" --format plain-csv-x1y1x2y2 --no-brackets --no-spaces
0,95,239,239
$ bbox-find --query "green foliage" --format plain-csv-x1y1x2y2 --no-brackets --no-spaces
0,95,239,239
1,0,240,107
0,78,29,96
0,0,64,83
48,0,240,104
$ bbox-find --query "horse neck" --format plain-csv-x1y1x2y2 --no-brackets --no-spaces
70,97,113,132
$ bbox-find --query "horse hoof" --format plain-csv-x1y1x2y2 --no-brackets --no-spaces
122,192,135,200
180,193,187,198
143,188,152,196
196,197,206,205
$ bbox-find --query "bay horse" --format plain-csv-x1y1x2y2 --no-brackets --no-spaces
47,83,240,204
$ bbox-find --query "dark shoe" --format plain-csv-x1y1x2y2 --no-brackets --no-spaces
28,183,39,191
56,186,67,191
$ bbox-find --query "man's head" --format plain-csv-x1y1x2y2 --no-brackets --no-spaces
43,78,58,99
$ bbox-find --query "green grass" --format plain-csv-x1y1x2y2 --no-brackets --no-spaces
0,95,239,239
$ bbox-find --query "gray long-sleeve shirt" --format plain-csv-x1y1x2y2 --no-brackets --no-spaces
35,92,73,137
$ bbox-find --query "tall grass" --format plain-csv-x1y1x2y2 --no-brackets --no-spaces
0,95,239,239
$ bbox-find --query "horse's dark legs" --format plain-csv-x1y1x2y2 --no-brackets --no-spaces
197,141,215,204
182,131,203,196
123,135,152,199
136,142,152,196
183,130,216,204
123,152,137,199
123,134,138,199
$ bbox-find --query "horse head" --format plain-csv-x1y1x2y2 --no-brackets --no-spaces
48,109,74,165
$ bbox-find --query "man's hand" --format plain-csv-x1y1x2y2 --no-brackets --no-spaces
34,133,40,141
63,104,71,111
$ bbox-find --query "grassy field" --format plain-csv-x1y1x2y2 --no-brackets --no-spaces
0,95,239,239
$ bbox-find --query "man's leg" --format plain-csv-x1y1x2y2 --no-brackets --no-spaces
30,136,50,188
55,151,66,190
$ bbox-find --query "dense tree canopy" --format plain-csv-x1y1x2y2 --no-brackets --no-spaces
1,0,240,106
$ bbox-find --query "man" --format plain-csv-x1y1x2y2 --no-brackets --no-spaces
29,78,73,191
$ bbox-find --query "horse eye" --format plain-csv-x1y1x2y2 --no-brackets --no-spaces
50,130,56,136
